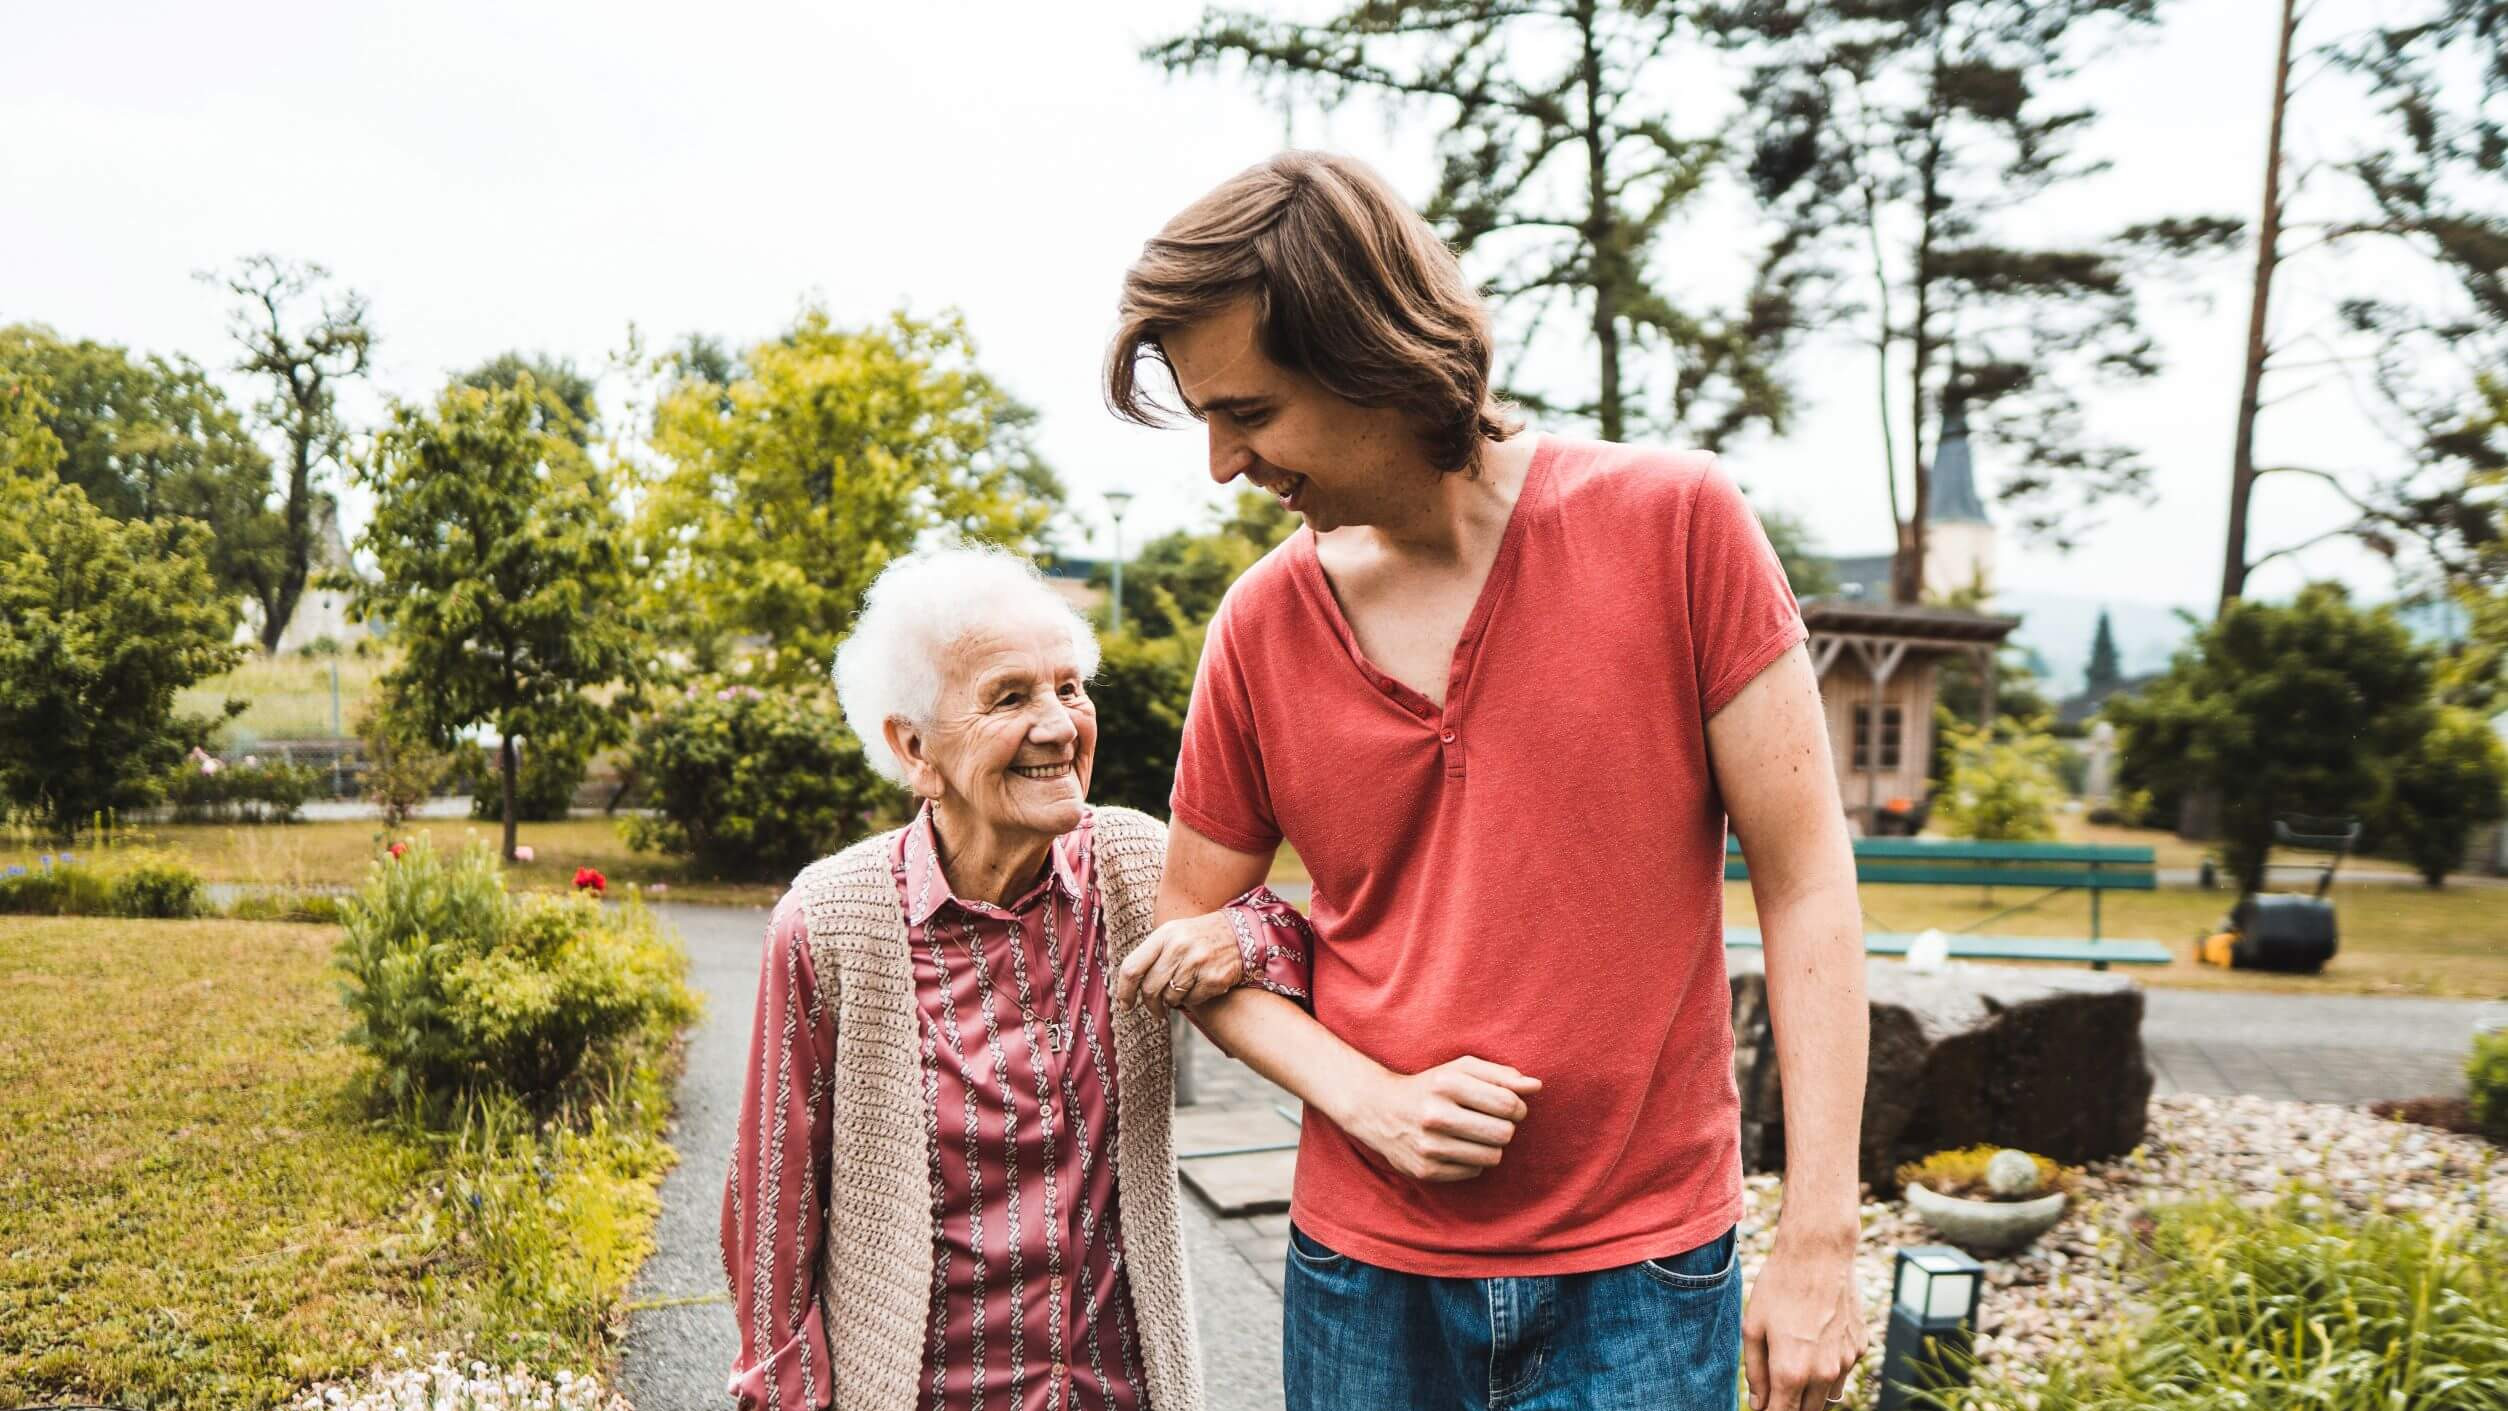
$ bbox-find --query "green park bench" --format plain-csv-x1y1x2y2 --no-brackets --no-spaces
1722,837,2173,970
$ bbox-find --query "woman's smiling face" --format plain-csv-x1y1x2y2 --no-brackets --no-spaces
899,611,1097,841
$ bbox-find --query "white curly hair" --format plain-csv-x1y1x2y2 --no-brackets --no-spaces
832,542,1102,788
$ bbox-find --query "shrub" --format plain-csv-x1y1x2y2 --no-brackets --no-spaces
465,729,595,824
333,835,699,1119
1934,716,2065,842
2376,705,2508,887
222,888,345,924
1954,1197,2508,1410
0,855,110,914
352,690,452,829
164,749,319,823
625,683,881,880
107,856,203,917
2470,1028,2508,1144
1087,626,1201,816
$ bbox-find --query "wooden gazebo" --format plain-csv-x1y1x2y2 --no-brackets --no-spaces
1802,599,2019,833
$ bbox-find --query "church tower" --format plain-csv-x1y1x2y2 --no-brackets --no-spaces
1923,398,1996,599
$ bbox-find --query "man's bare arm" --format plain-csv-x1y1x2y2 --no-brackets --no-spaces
1129,818,1540,1183
1708,643,1868,1411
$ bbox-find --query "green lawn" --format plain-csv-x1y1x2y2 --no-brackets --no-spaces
177,647,398,746
0,915,682,1407
5,817,785,908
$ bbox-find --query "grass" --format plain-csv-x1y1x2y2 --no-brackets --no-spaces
1950,1196,2508,1411
1723,877,2508,998
2,817,785,909
0,914,683,1408
177,647,398,746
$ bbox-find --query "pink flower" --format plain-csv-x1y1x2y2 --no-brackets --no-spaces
513,845,536,863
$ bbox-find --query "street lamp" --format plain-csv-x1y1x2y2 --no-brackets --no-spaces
1105,490,1136,634
1878,1245,1984,1411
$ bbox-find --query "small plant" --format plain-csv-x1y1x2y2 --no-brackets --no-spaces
333,835,699,1123
1934,716,2066,842
106,855,204,918
1896,1145,2077,1202
2469,1027,2508,1144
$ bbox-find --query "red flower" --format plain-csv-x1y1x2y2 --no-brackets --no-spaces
387,841,408,859
573,867,607,894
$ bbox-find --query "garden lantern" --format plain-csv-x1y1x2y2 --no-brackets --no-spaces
1878,1245,1982,1411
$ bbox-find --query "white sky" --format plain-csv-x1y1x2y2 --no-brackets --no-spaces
0,0,2453,618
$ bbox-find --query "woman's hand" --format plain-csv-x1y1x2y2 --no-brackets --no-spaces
1115,911,1246,1020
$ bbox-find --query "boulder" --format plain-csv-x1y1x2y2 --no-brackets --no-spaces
1728,952,2152,1189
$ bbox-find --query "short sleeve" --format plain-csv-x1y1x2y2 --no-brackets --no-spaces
1169,594,1283,856
1683,457,1809,720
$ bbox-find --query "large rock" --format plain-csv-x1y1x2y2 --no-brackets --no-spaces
1728,952,2153,1189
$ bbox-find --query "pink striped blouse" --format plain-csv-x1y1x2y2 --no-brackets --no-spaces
722,805,1313,1411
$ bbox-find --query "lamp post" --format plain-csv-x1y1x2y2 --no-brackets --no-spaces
1879,1245,1984,1411
1105,489,1136,634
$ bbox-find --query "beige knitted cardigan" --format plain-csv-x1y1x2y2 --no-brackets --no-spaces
787,804,1201,1411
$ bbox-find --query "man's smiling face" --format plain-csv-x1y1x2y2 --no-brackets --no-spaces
1159,297,1431,534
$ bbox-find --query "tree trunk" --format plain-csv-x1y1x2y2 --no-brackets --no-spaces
500,731,519,862
260,424,315,652
2220,0,2297,611
1577,1,1622,443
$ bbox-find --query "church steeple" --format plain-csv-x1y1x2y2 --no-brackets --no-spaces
1929,397,1990,526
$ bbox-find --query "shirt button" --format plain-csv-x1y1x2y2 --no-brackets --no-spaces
1440,729,1457,743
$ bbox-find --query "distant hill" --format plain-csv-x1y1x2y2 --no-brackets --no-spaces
1993,590,2204,697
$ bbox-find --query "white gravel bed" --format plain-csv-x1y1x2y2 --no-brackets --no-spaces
1736,1094,2506,1403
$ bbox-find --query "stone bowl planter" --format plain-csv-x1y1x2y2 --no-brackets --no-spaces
1904,1180,2068,1255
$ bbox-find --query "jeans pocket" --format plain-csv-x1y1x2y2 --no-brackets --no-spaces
1286,1220,1350,1270
1636,1224,1739,1290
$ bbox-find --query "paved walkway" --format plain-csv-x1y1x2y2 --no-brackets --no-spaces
616,903,2490,1411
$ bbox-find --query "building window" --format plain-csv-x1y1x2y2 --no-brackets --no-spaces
1853,705,1903,770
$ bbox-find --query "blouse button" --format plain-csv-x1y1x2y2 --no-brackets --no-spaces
1440,729,1457,743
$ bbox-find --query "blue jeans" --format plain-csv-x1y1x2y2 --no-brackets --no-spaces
1282,1221,1743,1410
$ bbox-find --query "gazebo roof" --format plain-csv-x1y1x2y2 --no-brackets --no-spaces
1801,598,2020,646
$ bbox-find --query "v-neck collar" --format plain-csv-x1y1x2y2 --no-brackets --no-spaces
1289,433,1554,725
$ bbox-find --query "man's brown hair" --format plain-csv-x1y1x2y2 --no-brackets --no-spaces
1106,150,1520,476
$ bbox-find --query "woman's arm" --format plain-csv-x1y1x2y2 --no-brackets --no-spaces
720,891,838,1411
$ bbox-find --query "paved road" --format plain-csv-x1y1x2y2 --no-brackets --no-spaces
616,903,2488,1411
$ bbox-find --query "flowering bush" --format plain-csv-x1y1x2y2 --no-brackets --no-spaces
287,1348,632,1411
164,746,319,823
334,836,698,1119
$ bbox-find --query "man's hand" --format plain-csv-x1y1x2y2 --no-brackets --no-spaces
1339,1056,1542,1182
1742,1227,1866,1411
1115,911,1246,1020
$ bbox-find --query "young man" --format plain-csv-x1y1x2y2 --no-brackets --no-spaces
1106,152,1870,1411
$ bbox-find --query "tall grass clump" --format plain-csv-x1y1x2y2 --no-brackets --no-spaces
334,834,699,1123
1939,1196,2508,1410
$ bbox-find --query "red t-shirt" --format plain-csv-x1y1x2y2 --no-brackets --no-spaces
1170,434,1808,1276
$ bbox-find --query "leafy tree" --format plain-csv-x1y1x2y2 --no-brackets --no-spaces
2378,704,2508,887
1147,1,1806,449
1086,625,1207,817
1722,0,2239,601
2218,0,2506,605
1934,715,2064,841
204,255,374,652
635,309,1061,683
0,325,277,603
2107,584,2434,893
2086,609,2122,695
1093,490,1296,637
455,351,599,445
351,686,453,831
0,354,63,474
348,378,646,861
0,474,245,837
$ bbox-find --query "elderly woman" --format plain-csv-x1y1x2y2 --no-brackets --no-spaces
722,543,1313,1411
